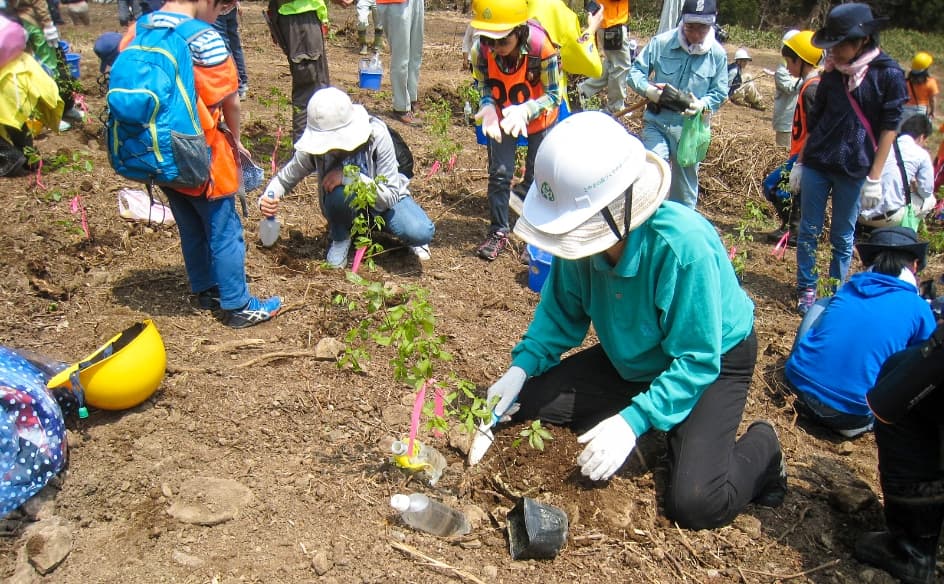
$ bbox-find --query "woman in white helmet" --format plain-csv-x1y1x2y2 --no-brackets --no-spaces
727,47,765,110
483,111,785,529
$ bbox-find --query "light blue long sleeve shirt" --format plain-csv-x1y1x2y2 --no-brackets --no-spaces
628,28,728,121
510,202,755,437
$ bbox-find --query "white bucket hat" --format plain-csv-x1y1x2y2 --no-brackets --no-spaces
513,112,670,260
294,87,372,156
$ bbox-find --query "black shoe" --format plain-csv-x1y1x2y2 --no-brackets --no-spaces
855,531,937,584
221,296,282,329
194,287,221,311
749,421,787,508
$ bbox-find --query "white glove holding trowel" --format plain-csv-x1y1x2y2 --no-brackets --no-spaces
468,366,526,466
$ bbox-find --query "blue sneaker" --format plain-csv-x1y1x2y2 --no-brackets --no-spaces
222,296,282,329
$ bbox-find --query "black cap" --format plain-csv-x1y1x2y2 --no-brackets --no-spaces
681,0,717,24
856,226,929,271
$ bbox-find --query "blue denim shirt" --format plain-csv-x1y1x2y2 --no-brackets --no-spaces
628,28,729,123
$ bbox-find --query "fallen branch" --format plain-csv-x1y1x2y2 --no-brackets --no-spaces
389,540,487,584
739,558,840,581
234,350,319,368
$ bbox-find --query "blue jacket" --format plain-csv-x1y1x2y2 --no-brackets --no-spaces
628,28,728,125
803,52,907,178
786,271,936,416
510,202,754,436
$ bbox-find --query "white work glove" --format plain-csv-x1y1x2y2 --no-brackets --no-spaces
474,104,501,143
788,163,804,194
485,366,527,421
683,97,707,117
860,176,882,211
257,179,285,216
500,104,530,139
644,84,662,104
43,25,59,42
576,415,637,481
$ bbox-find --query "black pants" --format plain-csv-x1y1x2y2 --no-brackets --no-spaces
513,332,781,529
876,386,944,486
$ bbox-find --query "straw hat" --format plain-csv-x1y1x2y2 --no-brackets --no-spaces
294,87,372,156
513,112,670,260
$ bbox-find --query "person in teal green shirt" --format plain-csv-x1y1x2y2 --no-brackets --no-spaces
484,111,785,530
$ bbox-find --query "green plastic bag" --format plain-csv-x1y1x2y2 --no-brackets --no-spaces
900,203,920,231
677,111,711,168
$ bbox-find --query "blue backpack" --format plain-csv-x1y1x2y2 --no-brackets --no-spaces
106,15,211,189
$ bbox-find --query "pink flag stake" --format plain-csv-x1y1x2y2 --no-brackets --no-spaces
270,126,282,175
447,154,457,172
771,231,790,261
432,386,444,438
407,383,427,456
351,246,366,274
426,160,441,179
34,159,46,190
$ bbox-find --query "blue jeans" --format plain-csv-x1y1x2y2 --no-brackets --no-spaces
163,190,251,310
797,166,864,292
486,127,547,234
214,10,248,91
641,114,700,208
322,186,435,246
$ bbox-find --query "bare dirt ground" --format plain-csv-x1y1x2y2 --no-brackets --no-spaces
1,4,942,583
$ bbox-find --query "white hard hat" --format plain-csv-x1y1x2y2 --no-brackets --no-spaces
734,47,751,61
513,112,670,260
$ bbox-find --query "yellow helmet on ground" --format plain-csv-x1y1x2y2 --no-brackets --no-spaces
470,0,528,32
47,320,166,411
912,51,933,72
782,30,823,67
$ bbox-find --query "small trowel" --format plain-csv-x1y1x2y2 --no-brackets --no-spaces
468,400,518,466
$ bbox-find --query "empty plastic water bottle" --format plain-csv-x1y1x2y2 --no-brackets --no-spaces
463,100,473,125
258,192,281,248
390,439,447,486
390,493,471,537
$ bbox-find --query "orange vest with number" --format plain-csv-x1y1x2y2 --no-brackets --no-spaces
602,0,630,28
790,76,820,158
484,20,559,136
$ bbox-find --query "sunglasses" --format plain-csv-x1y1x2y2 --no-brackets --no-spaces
480,33,516,48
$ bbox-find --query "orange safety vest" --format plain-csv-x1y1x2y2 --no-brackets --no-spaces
118,21,239,200
601,0,630,29
790,76,820,158
484,20,559,136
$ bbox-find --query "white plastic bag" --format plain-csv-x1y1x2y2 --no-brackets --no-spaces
117,188,175,226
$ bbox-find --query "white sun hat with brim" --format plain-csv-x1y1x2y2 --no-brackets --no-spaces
294,87,372,156
513,111,670,260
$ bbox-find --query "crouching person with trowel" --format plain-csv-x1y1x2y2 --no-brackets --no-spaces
469,111,785,530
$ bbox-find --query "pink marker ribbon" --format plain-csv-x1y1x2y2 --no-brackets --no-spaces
407,378,440,455
270,126,282,175
350,246,366,274
34,159,46,190
771,231,790,261
70,194,90,239
426,160,441,179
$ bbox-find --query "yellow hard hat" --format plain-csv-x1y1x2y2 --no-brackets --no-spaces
470,0,528,33
912,51,933,72
47,320,166,411
783,30,823,67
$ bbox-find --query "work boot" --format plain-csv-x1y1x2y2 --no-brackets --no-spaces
358,29,369,56
372,29,384,52
854,482,944,584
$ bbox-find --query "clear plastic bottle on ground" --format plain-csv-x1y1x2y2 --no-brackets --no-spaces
463,100,473,125
390,493,471,537
390,439,447,486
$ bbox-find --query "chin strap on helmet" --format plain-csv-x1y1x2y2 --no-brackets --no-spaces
600,184,634,241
